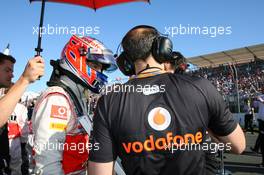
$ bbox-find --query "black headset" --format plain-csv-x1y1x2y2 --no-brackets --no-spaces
115,25,173,76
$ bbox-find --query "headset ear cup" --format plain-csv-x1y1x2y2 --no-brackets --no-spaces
162,37,173,61
151,37,160,63
116,52,135,76
152,36,173,63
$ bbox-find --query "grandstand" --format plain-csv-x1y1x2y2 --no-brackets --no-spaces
188,44,264,68
188,44,264,113
187,44,264,174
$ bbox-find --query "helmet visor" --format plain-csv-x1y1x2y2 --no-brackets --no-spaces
87,48,117,72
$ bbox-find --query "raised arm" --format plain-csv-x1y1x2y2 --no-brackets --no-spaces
0,56,44,127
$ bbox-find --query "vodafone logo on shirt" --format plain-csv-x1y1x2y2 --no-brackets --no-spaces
148,107,171,131
50,105,68,120
121,106,203,154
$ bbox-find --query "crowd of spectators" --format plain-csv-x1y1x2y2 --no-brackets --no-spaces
192,59,264,112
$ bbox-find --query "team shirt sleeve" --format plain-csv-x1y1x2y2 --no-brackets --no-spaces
89,96,117,162
203,79,238,136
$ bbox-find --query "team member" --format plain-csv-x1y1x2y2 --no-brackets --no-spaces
88,25,245,175
1,84,29,175
7,98,29,175
32,35,117,175
164,51,188,74
0,45,44,175
243,99,254,133
0,48,44,127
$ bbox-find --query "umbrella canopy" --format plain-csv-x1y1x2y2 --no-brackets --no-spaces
30,0,149,10
29,0,150,56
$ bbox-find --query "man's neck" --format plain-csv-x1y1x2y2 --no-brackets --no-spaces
134,56,165,75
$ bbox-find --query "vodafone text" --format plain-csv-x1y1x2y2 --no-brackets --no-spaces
122,132,202,154
122,132,232,154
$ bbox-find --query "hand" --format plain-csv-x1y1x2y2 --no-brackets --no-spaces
22,56,45,84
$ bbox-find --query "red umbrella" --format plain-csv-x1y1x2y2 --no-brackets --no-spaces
29,1,150,171
29,0,150,55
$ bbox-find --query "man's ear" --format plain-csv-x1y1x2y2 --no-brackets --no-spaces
164,62,174,73
163,62,168,71
163,62,169,69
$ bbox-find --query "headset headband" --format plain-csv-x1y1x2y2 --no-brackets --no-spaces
116,25,173,76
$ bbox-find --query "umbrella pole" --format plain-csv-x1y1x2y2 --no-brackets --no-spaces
35,0,46,56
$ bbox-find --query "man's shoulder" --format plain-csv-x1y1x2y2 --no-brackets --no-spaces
33,86,73,119
172,73,206,81
102,74,210,96
36,86,72,108
38,86,72,100
170,73,212,90
42,86,67,95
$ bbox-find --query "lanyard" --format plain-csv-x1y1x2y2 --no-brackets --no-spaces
131,68,166,79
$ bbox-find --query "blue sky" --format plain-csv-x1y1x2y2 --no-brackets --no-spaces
0,0,263,93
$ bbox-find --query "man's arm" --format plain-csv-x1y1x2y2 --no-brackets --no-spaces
32,92,71,174
0,56,44,127
209,124,245,154
217,124,245,154
88,161,114,175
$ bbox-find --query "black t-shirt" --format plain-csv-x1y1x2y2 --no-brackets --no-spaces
89,73,237,175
